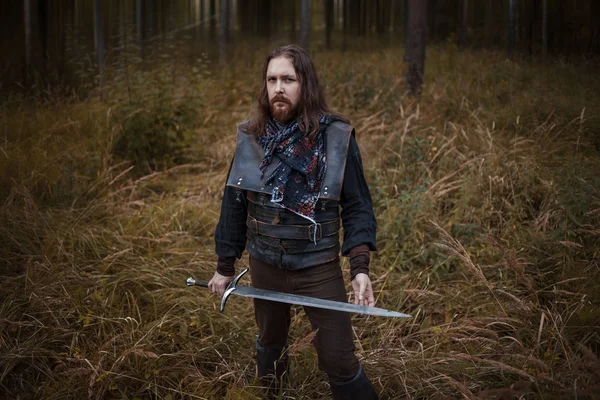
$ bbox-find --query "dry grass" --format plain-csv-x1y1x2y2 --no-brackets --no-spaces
1,44,599,399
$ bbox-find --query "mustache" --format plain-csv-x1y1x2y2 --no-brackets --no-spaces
270,95,292,106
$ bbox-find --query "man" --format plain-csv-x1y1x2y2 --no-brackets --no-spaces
209,45,379,400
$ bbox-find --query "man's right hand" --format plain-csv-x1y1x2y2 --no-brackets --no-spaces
208,271,235,297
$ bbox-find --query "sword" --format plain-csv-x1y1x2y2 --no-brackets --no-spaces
186,269,411,318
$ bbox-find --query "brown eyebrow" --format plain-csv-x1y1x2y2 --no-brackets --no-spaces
266,74,296,79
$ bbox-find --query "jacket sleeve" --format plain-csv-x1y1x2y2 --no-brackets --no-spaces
214,159,248,259
339,135,377,256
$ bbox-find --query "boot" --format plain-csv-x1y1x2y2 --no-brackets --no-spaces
330,365,379,400
256,338,288,399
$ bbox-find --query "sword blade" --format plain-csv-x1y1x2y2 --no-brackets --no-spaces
231,286,411,318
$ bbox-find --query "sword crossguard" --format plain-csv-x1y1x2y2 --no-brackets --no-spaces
220,268,248,312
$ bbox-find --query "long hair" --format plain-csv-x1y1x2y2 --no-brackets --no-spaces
246,45,349,141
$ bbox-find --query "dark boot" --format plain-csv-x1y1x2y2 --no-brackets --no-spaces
330,365,379,400
256,339,288,399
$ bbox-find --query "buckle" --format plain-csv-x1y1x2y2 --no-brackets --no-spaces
248,216,259,234
258,193,267,206
308,223,322,241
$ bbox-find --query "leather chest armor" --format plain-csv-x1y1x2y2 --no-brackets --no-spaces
227,121,354,270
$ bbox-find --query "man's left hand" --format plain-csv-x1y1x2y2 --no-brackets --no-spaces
351,273,375,307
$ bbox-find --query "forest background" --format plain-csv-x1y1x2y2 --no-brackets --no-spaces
1,1,599,399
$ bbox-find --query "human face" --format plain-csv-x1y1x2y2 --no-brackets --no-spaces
266,56,301,123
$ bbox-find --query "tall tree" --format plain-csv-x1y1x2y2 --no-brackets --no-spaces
325,0,334,49
136,0,143,53
198,0,205,39
38,0,49,66
428,0,438,41
300,0,311,51
210,0,216,39
525,0,535,57
219,0,229,65
485,0,493,43
94,0,105,90
259,0,272,38
406,0,427,96
542,0,548,56
403,0,409,60
289,0,297,42
24,0,32,81
590,0,600,56
459,0,468,47
507,0,516,59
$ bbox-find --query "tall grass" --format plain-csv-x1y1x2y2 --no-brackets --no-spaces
1,45,599,399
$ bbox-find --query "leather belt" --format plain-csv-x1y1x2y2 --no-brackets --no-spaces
246,215,339,241
246,191,339,209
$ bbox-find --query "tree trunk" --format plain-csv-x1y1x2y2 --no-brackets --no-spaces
406,0,427,97
485,0,493,43
219,0,229,65
527,0,536,57
403,0,409,60
359,0,366,36
325,0,334,49
259,0,272,38
541,0,547,56
459,0,468,47
24,0,32,80
590,0,600,56
210,0,216,39
428,0,438,41
94,0,105,91
73,0,78,31
38,0,49,68
508,0,516,59
300,0,311,51
136,0,143,54
147,0,155,37
288,0,296,41
198,0,205,39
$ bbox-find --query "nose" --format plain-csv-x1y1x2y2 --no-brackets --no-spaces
275,80,284,94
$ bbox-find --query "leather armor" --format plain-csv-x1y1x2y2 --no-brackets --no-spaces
227,121,354,269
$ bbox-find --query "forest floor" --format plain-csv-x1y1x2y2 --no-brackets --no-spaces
1,44,600,399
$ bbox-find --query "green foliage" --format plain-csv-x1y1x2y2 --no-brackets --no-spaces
111,100,196,171
107,55,207,172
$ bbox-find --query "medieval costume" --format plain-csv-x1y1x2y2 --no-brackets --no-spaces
214,116,378,399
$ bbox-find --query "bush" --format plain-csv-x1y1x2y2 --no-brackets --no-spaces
108,61,206,172
111,101,196,171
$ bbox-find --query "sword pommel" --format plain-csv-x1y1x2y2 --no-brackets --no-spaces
220,268,248,312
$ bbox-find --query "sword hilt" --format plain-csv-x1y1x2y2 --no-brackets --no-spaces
186,269,249,313
186,277,209,288
220,268,248,312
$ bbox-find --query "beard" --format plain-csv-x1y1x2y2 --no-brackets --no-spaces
270,95,297,123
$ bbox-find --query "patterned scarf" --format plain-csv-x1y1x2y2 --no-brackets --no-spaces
258,114,333,224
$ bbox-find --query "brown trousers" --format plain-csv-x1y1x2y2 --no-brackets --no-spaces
249,255,360,383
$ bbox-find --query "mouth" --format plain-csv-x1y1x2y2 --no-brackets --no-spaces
271,96,291,107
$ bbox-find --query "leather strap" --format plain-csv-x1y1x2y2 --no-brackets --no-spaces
247,230,339,255
247,191,339,209
246,215,340,241
247,195,339,224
